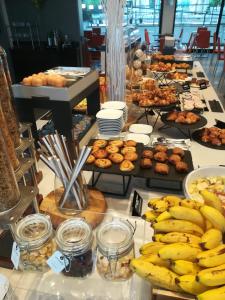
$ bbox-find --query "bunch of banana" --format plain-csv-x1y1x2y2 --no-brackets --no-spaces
176,275,209,295
170,260,200,275
158,243,201,261
139,242,165,255
198,286,225,300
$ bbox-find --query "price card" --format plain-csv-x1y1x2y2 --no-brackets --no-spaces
11,242,20,270
131,190,143,217
182,83,190,91
47,251,69,273
200,82,207,90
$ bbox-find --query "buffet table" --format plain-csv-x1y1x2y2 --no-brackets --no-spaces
1,61,225,299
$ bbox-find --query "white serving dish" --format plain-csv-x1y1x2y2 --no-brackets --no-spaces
129,124,153,135
96,109,123,119
183,165,225,199
126,133,150,146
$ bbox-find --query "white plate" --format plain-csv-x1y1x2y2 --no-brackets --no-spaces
126,133,150,146
129,124,153,135
101,101,127,110
96,109,123,120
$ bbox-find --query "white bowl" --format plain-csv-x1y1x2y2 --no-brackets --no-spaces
183,165,225,199
126,133,150,146
129,124,153,135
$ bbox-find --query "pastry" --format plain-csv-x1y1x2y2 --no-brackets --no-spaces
172,147,184,157
91,145,99,154
95,159,112,169
93,149,108,159
154,145,168,152
155,163,169,175
124,140,137,147
108,140,124,148
167,111,200,124
86,155,95,164
200,127,224,147
106,145,119,154
175,161,188,173
120,160,135,172
109,153,124,164
142,150,153,159
93,139,108,148
140,158,152,169
168,154,181,165
124,152,138,162
121,146,136,155
154,151,168,162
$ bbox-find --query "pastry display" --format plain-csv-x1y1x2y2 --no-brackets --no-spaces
173,147,185,157
105,145,119,154
22,73,66,87
95,159,112,169
166,111,200,124
155,145,168,153
168,154,182,165
121,146,136,155
172,63,190,69
148,62,175,72
142,149,154,159
181,91,205,111
120,160,135,172
166,72,189,81
93,149,108,159
109,153,124,164
91,145,100,154
175,161,188,173
199,127,225,146
108,140,124,147
152,53,175,61
140,158,152,169
86,155,95,164
124,152,138,162
93,139,108,148
154,151,168,162
141,79,156,90
124,140,137,147
73,98,87,112
155,163,169,175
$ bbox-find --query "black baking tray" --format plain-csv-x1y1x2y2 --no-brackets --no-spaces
192,129,225,150
83,140,144,176
161,113,208,130
135,147,194,189
196,71,205,78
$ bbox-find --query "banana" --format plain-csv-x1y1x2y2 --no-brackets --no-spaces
197,286,225,300
200,190,223,213
197,263,225,276
148,198,163,208
151,200,168,213
152,234,164,242
200,229,222,250
171,260,200,275
139,253,170,267
197,245,225,267
169,206,205,228
180,199,203,210
139,242,165,255
200,205,225,232
160,232,201,245
142,210,158,222
156,211,172,222
176,275,209,295
205,219,213,231
197,264,225,286
162,195,182,207
130,259,181,292
153,220,204,236
158,243,201,262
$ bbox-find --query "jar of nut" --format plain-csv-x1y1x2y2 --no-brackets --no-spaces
96,219,135,281
14,214,55,272
55,218,94,278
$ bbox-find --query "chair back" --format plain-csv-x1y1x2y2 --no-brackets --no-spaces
144,29,150,45
84,30,93,39
197,27,207,33
217,37,224,59
92,27,101,35
195,30,210,48
159,37,165,52
213,32,218,51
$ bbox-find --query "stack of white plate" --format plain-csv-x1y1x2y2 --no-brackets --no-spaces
101,101,128,122
96,109,124,135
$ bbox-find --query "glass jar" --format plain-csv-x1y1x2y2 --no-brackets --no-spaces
96,219,135,281
14,214,55,272
55,218,94,278
0,129,20,212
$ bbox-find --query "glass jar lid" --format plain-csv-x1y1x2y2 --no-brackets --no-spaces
55,218,93,255
15,214,52,250
96,219,134,259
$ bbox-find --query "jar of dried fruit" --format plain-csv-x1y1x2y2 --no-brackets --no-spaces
96,219,135,281
55,218,94,278
14,214,55,272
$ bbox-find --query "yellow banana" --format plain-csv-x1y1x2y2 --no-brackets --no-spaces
160,232,201,245
200,229,222,250
197,285,225,300
139,242,165,255
200,190,223,213
158,243,201,262
142,210,158,222
200,205,225,232
197,264,225,286
162,195,182,207
197,245,225,267
197,263,225,276
169,206,205,228
139,253,170,267
130,259,181,292
148,198,163,208
156,211,172,222
151,200,168,213
152,234,164,242
153,220,204,236
180,199,203,210
205,219,213,230
176,275,209,295
171,260,200,275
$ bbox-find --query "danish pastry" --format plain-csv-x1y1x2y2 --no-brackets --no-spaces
120,160,135,172
154,145,168,152
108,140,124,148
93,139,107,148
124,140,137,147
124,152,138,162
95,159,112,169
168,154,181,165
142,150,153,159
154,151,168,162
105,145,119,154
109,153,124,164
140,158,152,169
86,154,95,164
91,145,99,154
175,161,188,173
155,163,169,175
121,146,136,155
172,147,184,157
93,149,108,159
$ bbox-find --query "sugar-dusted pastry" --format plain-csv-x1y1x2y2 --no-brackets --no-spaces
121,146,136,155
140,158,152,169
109,153,124,164
142,149,153,159
153,151,168,162
172,147,184,157
124,152,138,162
120,160,135,172
108,140,124,148
175,161,188,173
93,139,107,148
124,140,137,147
168,154,181,165
93,149,108,159
154,163,169,175
154,145,168,152
86,154,95,164
105,145,119,154
95,159,112,169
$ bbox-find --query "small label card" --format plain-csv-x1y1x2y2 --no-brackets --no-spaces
11,242,20,270
47,251,69,273
131,190,143,217
182,82,190,91
200,82,207,90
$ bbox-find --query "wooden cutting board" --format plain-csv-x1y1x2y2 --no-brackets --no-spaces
40,188,107,229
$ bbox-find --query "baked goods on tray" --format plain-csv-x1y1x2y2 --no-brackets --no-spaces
148,62,175,72
166,72,189,80
166,111,200,124
95,159,112,169
155,163,169,175
152,54,174,61
140,158,152,169
200,127,225,146
120,160,135,172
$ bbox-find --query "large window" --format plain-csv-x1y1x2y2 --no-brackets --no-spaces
174,0,222,43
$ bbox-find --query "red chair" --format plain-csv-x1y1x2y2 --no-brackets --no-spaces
92,27,101,35
144,29,150,50
195,30,210,56
197,27,207,33
84,30,93,40
210,32,224,65
218,46,225,87
213,37,224,76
